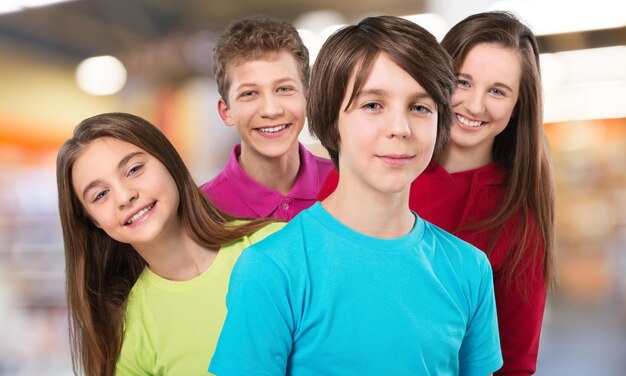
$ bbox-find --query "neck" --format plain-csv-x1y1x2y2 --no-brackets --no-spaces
439,143,493,173
133,229,218,281
322,180,414,239
239,143,301,195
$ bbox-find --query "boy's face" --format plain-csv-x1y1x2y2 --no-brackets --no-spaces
218,50,306,161
336,53,438,195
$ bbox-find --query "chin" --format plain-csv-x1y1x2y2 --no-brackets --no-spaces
374,182,412,195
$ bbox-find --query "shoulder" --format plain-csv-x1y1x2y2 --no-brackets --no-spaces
200,169,229,196
247,216,306,253
240,213,313,269
410,162,450,198
200,145,241,195
313,154,333,171
242,221,287,246
299,144,333,174
126,269,149,308
221,221,286,252
423,221,492,275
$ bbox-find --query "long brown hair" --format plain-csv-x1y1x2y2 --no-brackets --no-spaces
56,112,272,376
307,15,455,168
441,11,556,291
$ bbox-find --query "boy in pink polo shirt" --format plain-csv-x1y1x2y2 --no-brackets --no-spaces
201,16,333,220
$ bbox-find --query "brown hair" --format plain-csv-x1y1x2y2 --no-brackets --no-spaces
441,11,556,291
213,15,310,103
56,113,272,376
307,15,455,167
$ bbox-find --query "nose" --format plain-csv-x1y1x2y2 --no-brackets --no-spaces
463,90,485,116
387,109,411,138
259,93,284,118
116,185,138,210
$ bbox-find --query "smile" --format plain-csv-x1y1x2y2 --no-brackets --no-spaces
125,202,155,225
257,124,288,133
456,114,484,128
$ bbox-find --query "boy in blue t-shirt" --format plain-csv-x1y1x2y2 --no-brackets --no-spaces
210,16,503,376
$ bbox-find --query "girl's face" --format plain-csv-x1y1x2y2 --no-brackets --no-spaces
448,42,521,164
336,53,438,196
72,137,180,247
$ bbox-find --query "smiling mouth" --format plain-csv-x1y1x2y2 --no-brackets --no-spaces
125,202,155,225
456,114,484,128
257,124,288,133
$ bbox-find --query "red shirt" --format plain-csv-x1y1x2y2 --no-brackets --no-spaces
318,163,546,375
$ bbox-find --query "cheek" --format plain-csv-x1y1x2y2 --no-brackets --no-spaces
451,91,465,108
83,207,104,229
285,96,306,115
426,127,438,151
492,102,516,124
420,118,438,143
230,104,254,122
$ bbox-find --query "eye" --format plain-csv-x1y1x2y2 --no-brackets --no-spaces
456,79,471,88
411,104,433,114
93,189,109,203
127,164,144,177
239,90,257,99
362,102,382,111
277,86,294,94
489,88,505,97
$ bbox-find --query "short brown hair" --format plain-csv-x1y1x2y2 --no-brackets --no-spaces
213,15,310,103
307,15,455,167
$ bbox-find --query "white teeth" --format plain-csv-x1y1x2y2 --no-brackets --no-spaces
258,124,287,133
126,203,154,225
457,114,483,127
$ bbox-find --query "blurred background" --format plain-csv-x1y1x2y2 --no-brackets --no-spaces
0,0,624,374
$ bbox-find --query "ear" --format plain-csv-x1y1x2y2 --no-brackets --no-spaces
217,98,235,127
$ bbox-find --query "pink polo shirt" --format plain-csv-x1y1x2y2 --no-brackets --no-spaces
201,143,333,221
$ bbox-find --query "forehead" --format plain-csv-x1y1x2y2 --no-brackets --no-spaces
461,43,522,87
344,53,431,102
226,51,302,87
71,137,143,190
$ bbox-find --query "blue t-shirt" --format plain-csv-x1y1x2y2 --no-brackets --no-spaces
210,202,502,376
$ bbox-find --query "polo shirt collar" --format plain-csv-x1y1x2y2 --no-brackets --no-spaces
223,143,323,218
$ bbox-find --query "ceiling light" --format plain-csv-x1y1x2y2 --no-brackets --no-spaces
17,0,74,7
0,0,75,15
75,55,127,96
0,4,22,15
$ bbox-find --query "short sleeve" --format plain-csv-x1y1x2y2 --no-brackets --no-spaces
458,258,503,376
209,248,295,376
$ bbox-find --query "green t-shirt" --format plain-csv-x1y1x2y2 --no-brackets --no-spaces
115,222,284,376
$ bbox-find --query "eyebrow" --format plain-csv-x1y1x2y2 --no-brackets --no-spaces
234,77,297,91
457,73,514,92
355,88,433,101
81,151,145,200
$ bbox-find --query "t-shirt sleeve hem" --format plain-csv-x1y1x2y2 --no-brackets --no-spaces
461,352,504,376
209,360,274,376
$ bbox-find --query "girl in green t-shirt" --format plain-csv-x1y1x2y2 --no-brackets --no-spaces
56,112,275,376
